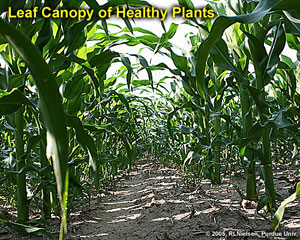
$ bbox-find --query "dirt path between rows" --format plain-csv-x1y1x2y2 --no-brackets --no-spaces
64,160,300,240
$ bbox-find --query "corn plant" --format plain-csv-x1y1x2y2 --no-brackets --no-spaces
168,0,300,221
0,0,153,238
0,0,299,238
161,0,300,214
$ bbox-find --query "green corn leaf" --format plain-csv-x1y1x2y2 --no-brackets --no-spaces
210,39,238,73
65,96,82,115
101,19,110,37
63,0,84,9
284,15,300,34
50,53,86,66
246,85,268,115
178,125,194,134
170,51,189,74
0,214,53,239
155,23,178,53
82,64,101,96
0,0,12,14
10,0,26,10
195,0,297,99
167,102,195,139
171,81,177,94
257,196,268,212
84,0,101,9
89,50,119,68
239,138,252,157
63,74,85,100
178,0,194,9
49,53,99,96
283,11,300,25
35,19,52,51
113,90,132,116
285,34,300,51
243,31,268,82
272,182,300,231
66,115,99,191
7,74,27,91
131,79,151,87
101,0,150,9
273,0,300,10
0,89,33,115
266,22,286,70
67,20,89,52
112,126,134,165
84,123,112,133
19,134,43,160
123,17,134,34
121,55,133,90
0,19,69,239
137,55,153,88
45,0,61,9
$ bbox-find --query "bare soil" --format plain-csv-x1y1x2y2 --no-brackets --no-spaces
1,159,300,240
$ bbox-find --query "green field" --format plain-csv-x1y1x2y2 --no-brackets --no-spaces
0,0,299,239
